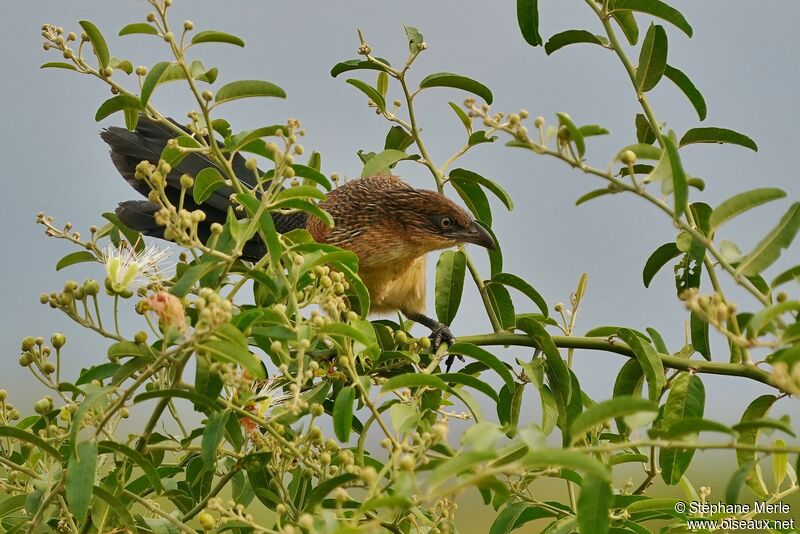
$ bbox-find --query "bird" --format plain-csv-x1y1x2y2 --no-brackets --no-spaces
100,115,495,353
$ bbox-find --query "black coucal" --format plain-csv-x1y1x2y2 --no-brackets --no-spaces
101,116,495,349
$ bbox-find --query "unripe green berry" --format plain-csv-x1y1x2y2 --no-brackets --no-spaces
394,331,408,344
134,331,148,344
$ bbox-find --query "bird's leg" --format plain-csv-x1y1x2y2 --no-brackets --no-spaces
404,311,463,370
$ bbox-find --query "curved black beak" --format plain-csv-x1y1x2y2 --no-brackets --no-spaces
459,221,496,250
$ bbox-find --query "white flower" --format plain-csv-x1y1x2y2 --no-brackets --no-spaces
102,242,171,293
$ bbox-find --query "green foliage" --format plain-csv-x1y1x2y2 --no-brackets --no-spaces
10,1,800,533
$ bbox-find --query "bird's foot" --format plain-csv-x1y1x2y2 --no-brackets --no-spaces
429,323,465,372
429,323,455,352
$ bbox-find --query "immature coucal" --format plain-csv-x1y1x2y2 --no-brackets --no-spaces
101,116,495,349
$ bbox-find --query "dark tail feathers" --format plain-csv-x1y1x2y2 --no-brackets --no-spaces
102,115,307,260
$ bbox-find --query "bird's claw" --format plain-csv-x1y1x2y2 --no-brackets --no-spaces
430,323,455,352
429,324,463,371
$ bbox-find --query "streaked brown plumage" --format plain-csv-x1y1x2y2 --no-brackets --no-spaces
102,116,495,350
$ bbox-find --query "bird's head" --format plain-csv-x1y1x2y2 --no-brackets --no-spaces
387,187,496,253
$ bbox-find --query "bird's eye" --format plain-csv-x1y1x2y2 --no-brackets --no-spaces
439,216,454,230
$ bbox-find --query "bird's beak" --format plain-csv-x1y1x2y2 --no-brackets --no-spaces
459,221,496,250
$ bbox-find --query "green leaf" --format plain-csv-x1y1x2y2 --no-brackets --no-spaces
522,449,611,481
468,130,497,146
381,374,448,393
170,261,219,297
404,25,424,53
772,265,800,288
276,185,326,203
437,372,500,401
575,188,611,206
157,59,218,85
237,193,282,266
735,395,777,497
516,0,542,46
330,58,392,77
98,440,162,493
690,311,710,361
202,409,231,468
418,72,493,104
66,440,98,524
612,359,645,434
190,30,245,47
332,386,356,442
79,20,110,68
0,426,60,458
617,329,665,402
92,486,136,531
139,61,169,106
612,9,639,45
636,24,668,92
445,343,516,392
657,418,736,439
486,283,515,328
737,202,800,276
489,502,531,534
664,64,707,121
56,250,97,271
570,397,658,445
726,462,754,505
556,112,585,157
616,143,662,161
612,0,693,36
119,22,158,36
361,149,408,177
193,167,226,204
95,94,144,121
451,177,492,225
577,475,613,534
732,418,796,438
579,124,610,137
384,125,414,151
709,188,786,232
642,242,681,288
449,102,473,134
200,323,266,379
664,134,688,219
680,127,758,151
516,318,572,406
41,61,78,71
636,113,656,144
134,388,220,412
435,250,467,325
545,30,607,55
304,474,359,511
346,78,385,112
646,327,669,354
215,80,286,103
492,272,548,316
659,374,705,484
773,439,788,489
450,168,513,211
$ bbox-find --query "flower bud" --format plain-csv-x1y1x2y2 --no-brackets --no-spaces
51,333,66,349
198,512,215,531
183,20,195,31
135,65,147,76
201,90,214,101
534,116,545,128
179,174,194,189
34,397,53,415
620,150,637,166
399,454,415,471
21,337,36,351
